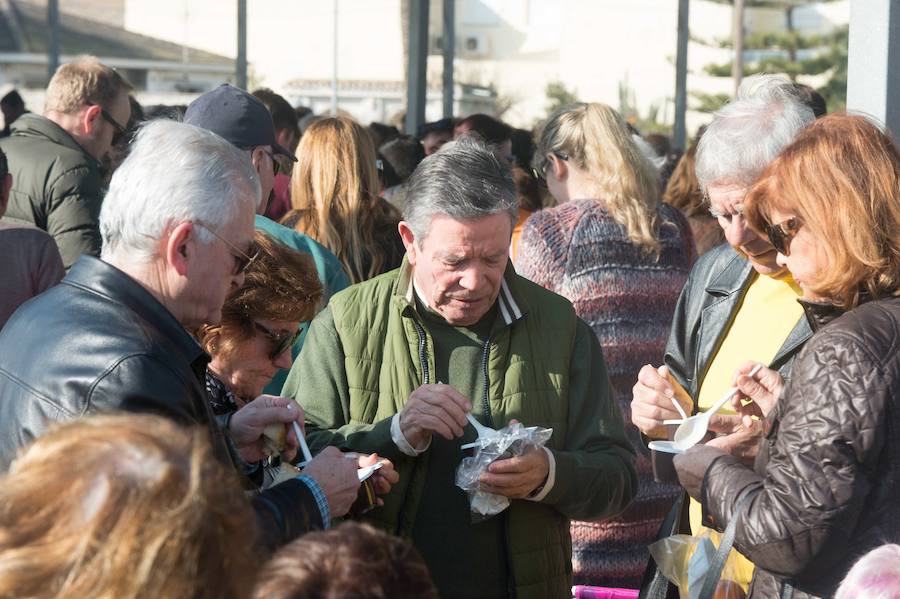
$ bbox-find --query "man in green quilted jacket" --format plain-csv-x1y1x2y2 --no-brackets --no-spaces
282,137,637,599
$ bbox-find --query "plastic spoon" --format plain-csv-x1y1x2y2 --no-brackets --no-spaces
671,363,763,450
467,413,498,440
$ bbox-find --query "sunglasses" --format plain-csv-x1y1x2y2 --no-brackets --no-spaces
254,321,302,359
194,221,259,275
765,216,802,256
532,151,569,181
262,148,282,176
97,106,127,145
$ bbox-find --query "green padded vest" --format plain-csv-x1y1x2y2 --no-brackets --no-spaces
328,260,578,598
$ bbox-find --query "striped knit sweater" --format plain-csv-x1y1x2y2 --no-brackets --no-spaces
517,199,696,590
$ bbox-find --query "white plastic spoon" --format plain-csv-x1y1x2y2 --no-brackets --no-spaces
671,363,763,450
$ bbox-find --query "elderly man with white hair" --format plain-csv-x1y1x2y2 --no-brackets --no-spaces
0,119,376,551
631,74,816,591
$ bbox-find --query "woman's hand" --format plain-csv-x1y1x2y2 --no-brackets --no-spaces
731,362,784,427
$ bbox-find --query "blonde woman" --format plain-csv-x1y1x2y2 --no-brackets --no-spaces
0,414,257,599
282,117,404,283
517,102,696,589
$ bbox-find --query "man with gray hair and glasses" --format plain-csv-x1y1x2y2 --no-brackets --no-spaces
0,119,377,551
631,74,816,591
283,136,637,599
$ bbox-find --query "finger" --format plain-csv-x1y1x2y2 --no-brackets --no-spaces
487,456,531,474
631,399,680,423
419,392,470,427
430,383,472,411
736,374,766,401
280,447,298,462
412,406,466,437
357,453,378,467
507,418,521,426
637,364,673,396
415,413,458,440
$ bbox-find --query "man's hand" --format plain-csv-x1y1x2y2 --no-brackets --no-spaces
357,453,399,506
478,445,550,499
301,446,360,518
731,361,784,426
229,395,302,463
631,364,692,438
399,383,471,449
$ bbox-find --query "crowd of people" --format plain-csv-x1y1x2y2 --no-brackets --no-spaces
0,56,898,599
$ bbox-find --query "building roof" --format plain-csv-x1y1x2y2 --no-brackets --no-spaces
0,0,233,67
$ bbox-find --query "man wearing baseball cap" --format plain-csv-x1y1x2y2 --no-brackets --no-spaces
185,84,351,394
185,83,296,212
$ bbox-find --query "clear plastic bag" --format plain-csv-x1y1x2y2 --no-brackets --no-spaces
648,531,748,599
454,422,553,521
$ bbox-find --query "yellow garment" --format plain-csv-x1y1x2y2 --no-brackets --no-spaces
689,272,804,590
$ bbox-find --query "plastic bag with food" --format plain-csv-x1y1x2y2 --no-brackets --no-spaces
454,421,552,521
648,531,748,599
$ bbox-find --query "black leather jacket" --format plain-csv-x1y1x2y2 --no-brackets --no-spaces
664,243,812,404
678,295,900,598
0,256,323,549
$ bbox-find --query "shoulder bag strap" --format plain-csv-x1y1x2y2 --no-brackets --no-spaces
698,486,761,599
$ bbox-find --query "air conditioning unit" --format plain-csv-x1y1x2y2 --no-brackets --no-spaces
461,33,488,57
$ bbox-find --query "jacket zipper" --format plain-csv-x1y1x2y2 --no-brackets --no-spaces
412,319,430,385
480,335,493,426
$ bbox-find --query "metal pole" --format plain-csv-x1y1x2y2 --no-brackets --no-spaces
331,0,339,115
732,0,745,96
48,0,60,79
236,0,247,89
405,0,429,135
847,0,900,140
673,0,689,151
442,0,455,119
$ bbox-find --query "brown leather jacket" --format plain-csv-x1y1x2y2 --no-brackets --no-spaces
675,295,900,599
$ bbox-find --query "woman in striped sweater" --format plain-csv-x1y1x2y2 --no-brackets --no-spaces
517,102,695,589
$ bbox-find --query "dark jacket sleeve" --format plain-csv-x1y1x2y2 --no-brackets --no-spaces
541,319,638,520
89,354,205,424
253,479,326,551
679,330,888,580
46,166,104,268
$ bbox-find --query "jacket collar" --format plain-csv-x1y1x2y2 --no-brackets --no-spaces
705,248,755,297
63,256,207,364
10,113,102,171
395,255,528,327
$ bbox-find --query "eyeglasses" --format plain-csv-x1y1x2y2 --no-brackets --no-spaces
765,216,802,256
96,105,127,145
532,151,569,181
194,221,259,275
262,148,282,176
254,321,302,359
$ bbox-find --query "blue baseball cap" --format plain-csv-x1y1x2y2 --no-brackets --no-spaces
184,84,297,161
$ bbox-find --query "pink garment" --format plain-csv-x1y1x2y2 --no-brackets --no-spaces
265,172,292,222
573,586,639,599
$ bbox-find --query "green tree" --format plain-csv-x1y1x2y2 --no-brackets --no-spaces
544,81,578,114
693,0,847,112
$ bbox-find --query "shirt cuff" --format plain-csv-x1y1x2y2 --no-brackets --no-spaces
296,473,331,529
525,447,556,502
390,413,431,456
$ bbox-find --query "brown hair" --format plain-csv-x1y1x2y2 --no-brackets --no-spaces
0,414,258,599
744,113,900,309
252,522,439,599
197,230,323,359
284,116,401,284
663,142,705,217
44,56,132,114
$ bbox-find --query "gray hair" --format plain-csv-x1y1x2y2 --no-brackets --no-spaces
696,74,815,192
99,119,260,264
403,136,517,240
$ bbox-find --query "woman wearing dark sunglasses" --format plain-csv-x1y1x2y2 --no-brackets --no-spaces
197,231,322,485
674,113,900,599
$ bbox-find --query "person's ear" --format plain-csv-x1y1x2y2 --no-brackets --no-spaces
547,153,568,182
166,221,195,276
249,146,266,174
398,221,418,264
81,104,102,136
